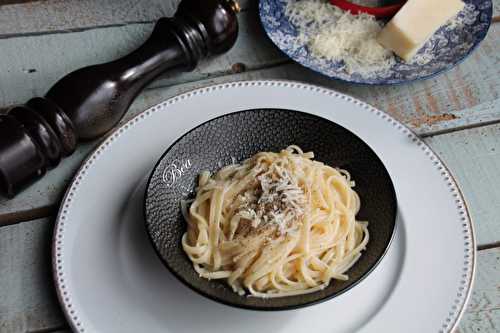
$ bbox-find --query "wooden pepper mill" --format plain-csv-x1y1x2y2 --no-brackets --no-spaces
0,0,240,198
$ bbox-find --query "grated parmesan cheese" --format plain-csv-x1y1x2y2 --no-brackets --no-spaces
285,0,395,75
235,164,306,236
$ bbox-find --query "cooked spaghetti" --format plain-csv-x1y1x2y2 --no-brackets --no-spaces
181,146,369,298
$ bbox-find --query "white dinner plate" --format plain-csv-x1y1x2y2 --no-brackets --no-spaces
53,81,475,333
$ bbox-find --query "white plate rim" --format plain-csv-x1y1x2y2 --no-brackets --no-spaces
52,80,476,333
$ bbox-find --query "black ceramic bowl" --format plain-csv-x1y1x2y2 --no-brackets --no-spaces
144,109,397,310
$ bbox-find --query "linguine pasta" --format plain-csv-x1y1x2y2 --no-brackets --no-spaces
182,146,369,298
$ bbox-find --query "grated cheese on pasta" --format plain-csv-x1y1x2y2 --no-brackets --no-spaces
235,164,306,236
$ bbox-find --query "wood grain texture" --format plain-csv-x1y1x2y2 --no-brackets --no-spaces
0,8,285,107
0,0,494,38
0,0,44,5
425,124,500,248
0,218,65,333
457,247,500,333
0,6,498,128
0,0,253,37
1,217,498,332
494,0,500,17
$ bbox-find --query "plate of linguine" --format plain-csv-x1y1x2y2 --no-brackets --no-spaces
53,81,474,333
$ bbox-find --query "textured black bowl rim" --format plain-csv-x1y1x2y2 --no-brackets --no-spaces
143,108,398,311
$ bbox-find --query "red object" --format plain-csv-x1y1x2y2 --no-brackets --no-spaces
329,0,406,18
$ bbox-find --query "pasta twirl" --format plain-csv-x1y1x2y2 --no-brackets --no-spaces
182,146,369,298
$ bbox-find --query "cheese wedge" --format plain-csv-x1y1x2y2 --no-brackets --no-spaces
377,0,464,62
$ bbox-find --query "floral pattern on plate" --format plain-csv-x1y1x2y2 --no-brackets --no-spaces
259,0,492,85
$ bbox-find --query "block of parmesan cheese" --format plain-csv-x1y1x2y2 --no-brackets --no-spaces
376,0,464,62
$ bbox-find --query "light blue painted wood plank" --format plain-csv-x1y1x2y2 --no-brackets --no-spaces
0,218,65,333
0,0,179,38
1,16,498,130
0,9,285,107
458,247,500,333
425,124,500,247
0,0,252,37
494,0,500,17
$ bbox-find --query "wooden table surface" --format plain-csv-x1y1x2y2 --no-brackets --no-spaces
1,0,499,332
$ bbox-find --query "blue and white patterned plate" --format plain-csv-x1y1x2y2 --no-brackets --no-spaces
259,0,492,85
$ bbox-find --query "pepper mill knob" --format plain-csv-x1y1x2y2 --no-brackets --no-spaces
0,0,240,198
176,0,239,55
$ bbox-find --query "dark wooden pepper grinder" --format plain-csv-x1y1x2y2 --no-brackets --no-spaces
0,0,240,198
